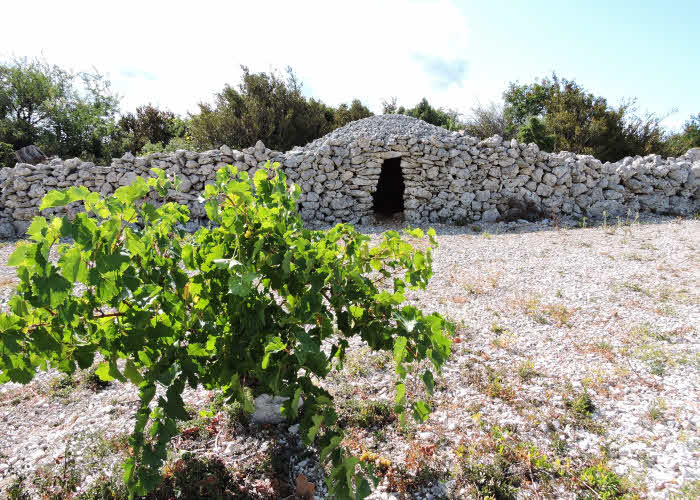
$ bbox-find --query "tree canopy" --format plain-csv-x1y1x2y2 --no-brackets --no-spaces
0,58,696,167
189,66,372,152
502,74,669,162
0,57,120,165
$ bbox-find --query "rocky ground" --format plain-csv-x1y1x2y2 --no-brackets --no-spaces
0,214,698,499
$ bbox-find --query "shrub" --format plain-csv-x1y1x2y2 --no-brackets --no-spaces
0,162,452,499
462,101,510,139
0,141,15,168
517,116,555,151
189,66,372,151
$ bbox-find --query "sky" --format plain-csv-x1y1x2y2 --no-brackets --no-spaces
1,0,698,131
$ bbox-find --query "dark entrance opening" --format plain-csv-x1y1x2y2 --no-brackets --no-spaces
372,157,405,216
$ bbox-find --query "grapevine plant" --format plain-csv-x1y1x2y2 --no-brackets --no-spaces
0,163,453,498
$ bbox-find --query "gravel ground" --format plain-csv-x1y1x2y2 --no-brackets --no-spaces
0,214,698,499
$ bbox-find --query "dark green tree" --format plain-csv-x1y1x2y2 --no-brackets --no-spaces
0,141,14,168
189,66,372,152
0,57,121,163
333,99,373,128
517,116,555,151
504,74,669,162
117,104,185,154
664,114,700,156
401,98,463,131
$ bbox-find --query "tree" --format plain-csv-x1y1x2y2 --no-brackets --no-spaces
503,74,671,162
333,99,373,128
117,104,184,154
382,97,398,114
503,79,554,137
517,116,555,151
664,114,700,156
189,66,372,152
0,57,121,163
401,98,463,131
0,141,14,168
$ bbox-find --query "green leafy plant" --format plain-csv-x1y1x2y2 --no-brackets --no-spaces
578,462,623,499
0,162,452,499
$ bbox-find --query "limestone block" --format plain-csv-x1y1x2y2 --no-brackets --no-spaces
542,173,557,186
536,183,554,197
475,190,490,202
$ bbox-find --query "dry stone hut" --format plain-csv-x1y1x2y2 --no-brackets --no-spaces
0,114,698,238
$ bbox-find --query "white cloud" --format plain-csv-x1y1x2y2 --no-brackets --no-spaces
0,0,483,115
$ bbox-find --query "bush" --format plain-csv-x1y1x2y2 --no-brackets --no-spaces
503,74,671,161
139,136,194,156
0,57,121,163
118,104,191,155
189,66,372,151
664,113,700,157
517,116,555,151
397,98,463,131
0,141,14,168
0,162,452,499
462,101,509,139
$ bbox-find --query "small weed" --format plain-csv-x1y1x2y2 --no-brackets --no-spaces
490,323,507,334
32,442,81,499
463,282,486,296
670,480,700,499
155,453,244,499
517,360,539,382
5,475,31,500
516,295,572,326
618,281,652,297
634,346,672,376
550,431,568,456
485,368,515,401
648,398,667,422
471,225,483,233
338,399,395,429
543,304,572,327
565,389,595,421
47,375,77,402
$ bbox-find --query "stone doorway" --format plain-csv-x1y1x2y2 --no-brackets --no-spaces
372,157,405,216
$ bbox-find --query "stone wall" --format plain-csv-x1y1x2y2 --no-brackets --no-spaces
1,115,698,238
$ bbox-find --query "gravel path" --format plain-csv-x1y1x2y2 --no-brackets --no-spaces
0,215,698,499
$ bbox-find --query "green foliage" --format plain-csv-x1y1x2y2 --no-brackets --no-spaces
0,57,121,163
517,116,555,151
664,113,700,157
139,137,194,156
504,74,669,162
391,97,463,131
462,101,509,139
189,66,372,151
0,140,14,168
333,99,373,128
338,399,395,429
578,463,623,499
117,104,191,155
565,389,595,420
0,162,452,499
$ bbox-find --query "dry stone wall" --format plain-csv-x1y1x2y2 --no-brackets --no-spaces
1,115,698,238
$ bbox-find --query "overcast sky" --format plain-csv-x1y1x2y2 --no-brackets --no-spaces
2,0,698,130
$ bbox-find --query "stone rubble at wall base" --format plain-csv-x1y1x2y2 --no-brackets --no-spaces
1,115,698,238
